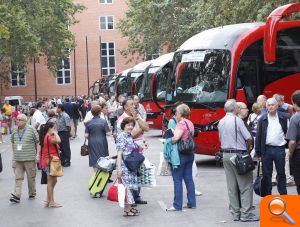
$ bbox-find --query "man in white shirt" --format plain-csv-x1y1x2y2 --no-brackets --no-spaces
255,98,289,195
31,102,46,131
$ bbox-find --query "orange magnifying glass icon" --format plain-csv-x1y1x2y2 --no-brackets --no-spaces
268,197,295,225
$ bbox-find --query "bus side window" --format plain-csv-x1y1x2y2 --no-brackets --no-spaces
236,59,259,103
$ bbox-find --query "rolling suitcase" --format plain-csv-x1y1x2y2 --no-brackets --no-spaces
88,170,110,197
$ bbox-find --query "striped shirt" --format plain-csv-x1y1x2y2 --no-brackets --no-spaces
11,126,39,161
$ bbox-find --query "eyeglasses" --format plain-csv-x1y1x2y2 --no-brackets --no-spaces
17,119,25,122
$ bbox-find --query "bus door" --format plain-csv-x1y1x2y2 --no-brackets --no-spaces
236,57,261,105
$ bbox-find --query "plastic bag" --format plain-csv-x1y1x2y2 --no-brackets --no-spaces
118,182,125,208
157,152,171,176
192,161,198,180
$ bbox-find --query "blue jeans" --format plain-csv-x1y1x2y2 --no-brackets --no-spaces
171,153,196,210
262,146,287,195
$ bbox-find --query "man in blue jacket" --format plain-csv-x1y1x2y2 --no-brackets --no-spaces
255,97,289,195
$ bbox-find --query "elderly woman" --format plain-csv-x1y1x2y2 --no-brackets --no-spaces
85,105,110,171
116,117,140,216
167,104,196,211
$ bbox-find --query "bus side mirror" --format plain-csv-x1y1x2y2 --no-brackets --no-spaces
236,88,247,103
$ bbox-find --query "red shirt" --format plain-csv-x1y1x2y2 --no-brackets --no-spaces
40,134,60,169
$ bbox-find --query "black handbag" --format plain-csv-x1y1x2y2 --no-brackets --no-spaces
253,161,268,197
177,121,196,155
234,153,255,175
123,146,145,172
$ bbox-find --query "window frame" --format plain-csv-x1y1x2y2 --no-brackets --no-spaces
101,41,116,76
10,67,26,87
56,58,71,85
99,16,114,30
99,0,113,4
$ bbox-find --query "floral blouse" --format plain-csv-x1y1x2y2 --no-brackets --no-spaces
116,132,139,158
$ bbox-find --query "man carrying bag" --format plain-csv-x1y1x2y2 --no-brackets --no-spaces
218,99,258,222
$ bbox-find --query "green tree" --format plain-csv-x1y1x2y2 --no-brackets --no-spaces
118,0,299,59
0,0,85,85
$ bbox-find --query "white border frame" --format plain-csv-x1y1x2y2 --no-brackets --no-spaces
101,41,116,76
56,57,72,86
99,15,114,30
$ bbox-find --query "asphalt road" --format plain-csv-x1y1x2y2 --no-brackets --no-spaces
0,123,297,227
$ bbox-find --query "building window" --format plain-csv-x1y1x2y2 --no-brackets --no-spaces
11,66,26,87
99,16,114,30
99,0,113,3
56,58,71,85
101,42,116,76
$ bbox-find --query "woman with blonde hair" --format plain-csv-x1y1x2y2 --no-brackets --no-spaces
167,104,196,211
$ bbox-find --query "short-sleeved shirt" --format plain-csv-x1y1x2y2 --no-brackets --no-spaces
177,119,194,141
286,112,300,150
31,110,46,130
11,126,39,161
218,112,251,150
57,112,71,132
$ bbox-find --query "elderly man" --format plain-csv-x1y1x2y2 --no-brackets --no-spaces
56,104,72,167
287,90,300,194
273,93,293,114
218,99,257,222
10,114,39,203
256,98,289,195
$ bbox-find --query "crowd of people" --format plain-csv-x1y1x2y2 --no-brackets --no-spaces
2,90,300,221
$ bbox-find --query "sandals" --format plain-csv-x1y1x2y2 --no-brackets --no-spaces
130,208,140,214
123,210,139,217
48,202,63,208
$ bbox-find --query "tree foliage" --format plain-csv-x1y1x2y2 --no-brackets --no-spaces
118,0,300,59
0,0,85,84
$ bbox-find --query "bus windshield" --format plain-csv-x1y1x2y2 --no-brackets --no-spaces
169,49,231,106
140,67,160,101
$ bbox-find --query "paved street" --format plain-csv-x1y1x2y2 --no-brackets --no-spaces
0,123,297,227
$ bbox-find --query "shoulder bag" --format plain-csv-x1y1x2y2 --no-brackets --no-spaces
81,138,89,156
123,145,145,172
234,117,255,175
177,121,196,155
47,137,63,177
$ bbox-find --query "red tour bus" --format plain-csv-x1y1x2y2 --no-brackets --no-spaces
125,60,153,97
140,52,174,129
154,3,300,156
115,68,132,99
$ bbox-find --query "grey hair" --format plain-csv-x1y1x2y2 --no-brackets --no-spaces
273,93,284,102
224,99,236,113
236,102,246,109
18,113,27,121
176,104,190,118
266,97,278,106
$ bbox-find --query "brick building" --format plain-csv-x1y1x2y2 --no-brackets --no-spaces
1,0,141,102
